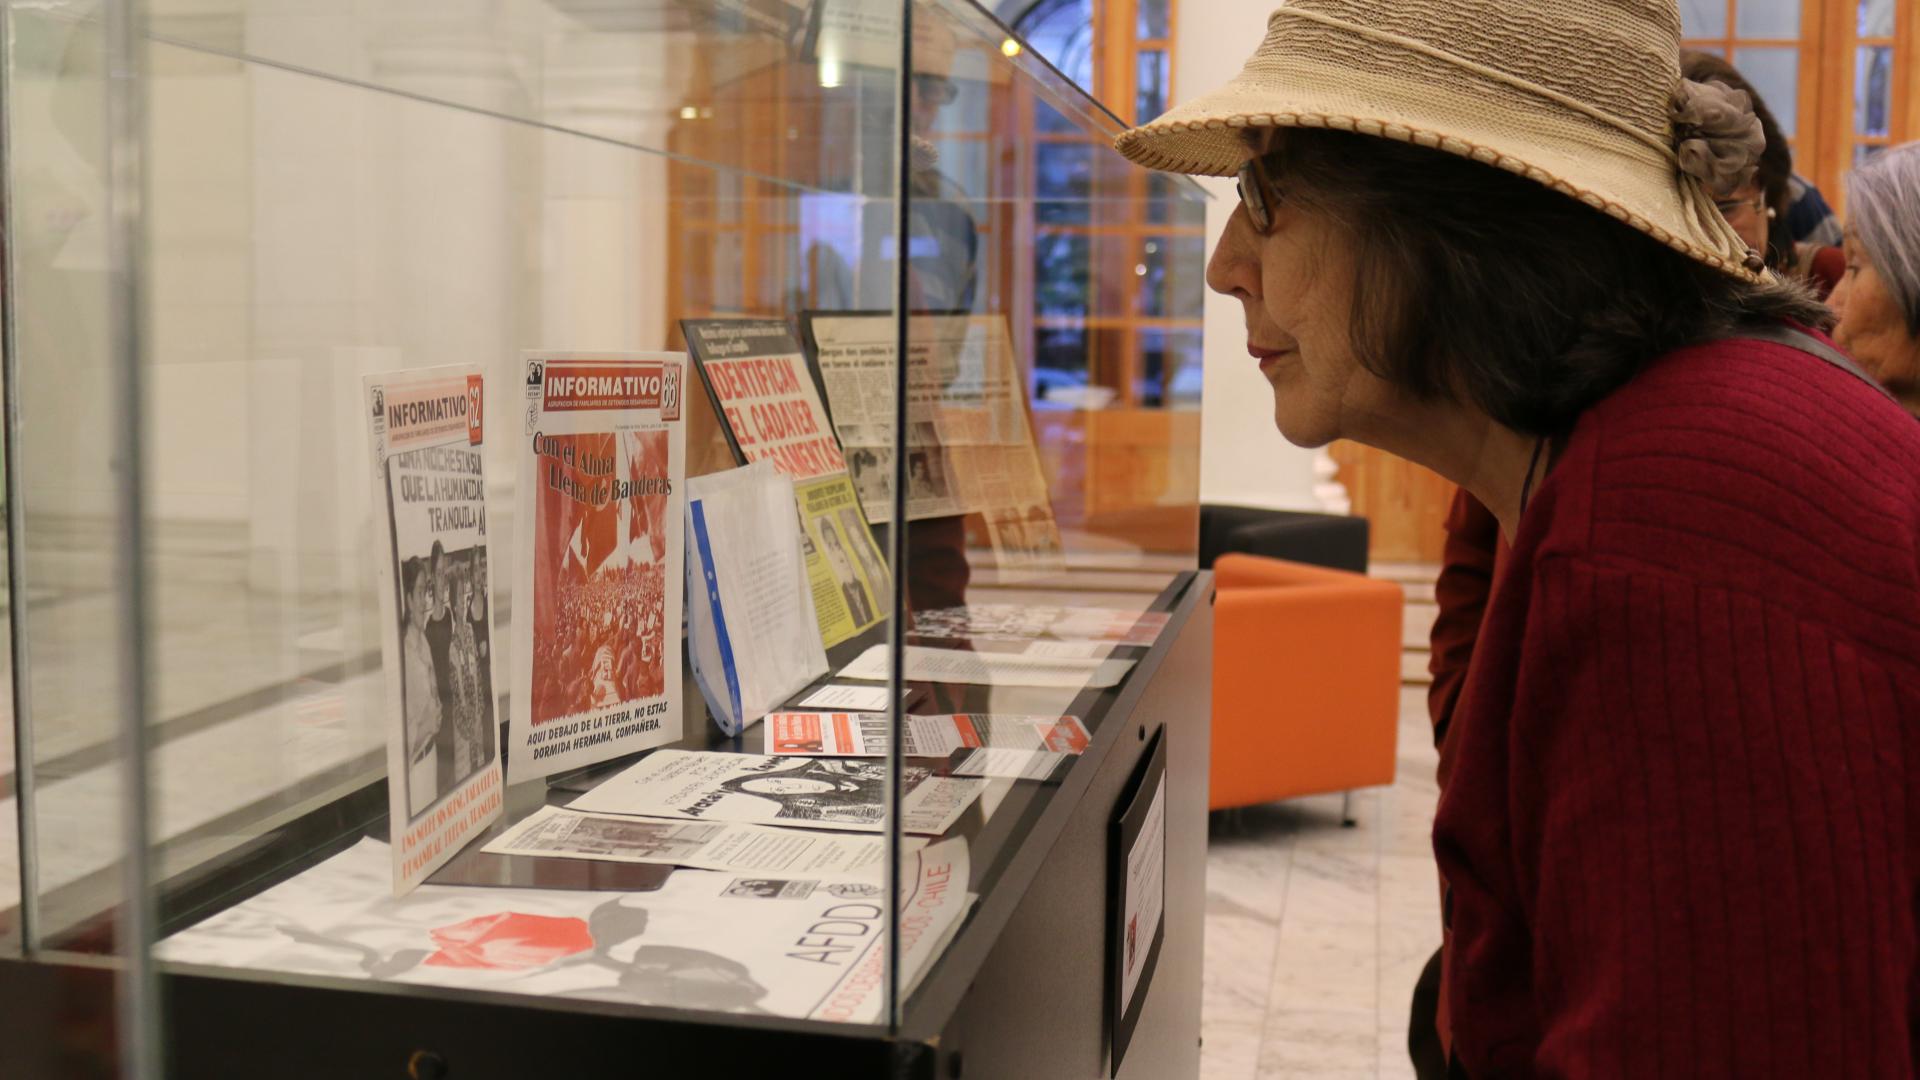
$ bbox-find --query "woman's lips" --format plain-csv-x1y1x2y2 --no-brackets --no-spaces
1249,344,1290,372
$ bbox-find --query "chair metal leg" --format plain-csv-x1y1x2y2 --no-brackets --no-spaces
1341,790,1356,828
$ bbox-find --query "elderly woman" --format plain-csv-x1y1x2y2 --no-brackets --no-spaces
1118,1,1920,1076
1832,143,1920,416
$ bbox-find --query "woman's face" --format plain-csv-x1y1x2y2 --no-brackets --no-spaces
1831,233,1920,398
1204,144,1398,448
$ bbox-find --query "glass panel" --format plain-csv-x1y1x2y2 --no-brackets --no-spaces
11,0,915,1049
1012,0,1095,90
1679,0,1728,38
1135,234,1206,319
896,0,1205,1027
4,0,1210,1054
1135,329,1204,408
1857,46,1894,137
1137,0,1171,41
1732,47,1799,136
1135,48,1170,126
1860,0,1896,38
1735,0,1799,38
1035,140,1095,224
1036,233,1093,318
1855,142,1888,168
6,0,158,1062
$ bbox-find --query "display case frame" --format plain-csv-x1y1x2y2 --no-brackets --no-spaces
0,0,1212,1074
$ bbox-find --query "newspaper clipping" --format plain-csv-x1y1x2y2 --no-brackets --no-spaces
509,353,686,781
569,749,984,835
909,603,1171,647
157,835,970,1023
802,313,1065,570
683,318,889,648
484,805,896,881
767,712,1092,758
365,364,505,894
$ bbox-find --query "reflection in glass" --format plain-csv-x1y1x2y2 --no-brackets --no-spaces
1011,0,1095,89
1855,143,1887,169
1732,47,1799,135
1034,326,1090,405
1856,46,1893,137
1136,329,1204,408
1734,0,1799,39
1678,0,1728,38
1035,233,1092,318
1035,141,1095,224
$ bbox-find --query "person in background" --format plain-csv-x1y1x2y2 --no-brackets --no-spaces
1681,51,1846,296
1786,172,1844,250
1831,142,1920,417
1118,0,1920,1073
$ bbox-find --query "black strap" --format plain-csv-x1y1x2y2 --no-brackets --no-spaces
1733,322,1895,402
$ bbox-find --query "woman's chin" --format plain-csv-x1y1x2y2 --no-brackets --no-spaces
1270,402,1336,449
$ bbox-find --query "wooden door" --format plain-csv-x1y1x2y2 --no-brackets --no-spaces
1328,441,1456,564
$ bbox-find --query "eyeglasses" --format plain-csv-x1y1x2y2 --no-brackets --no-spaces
1236,154,1283,235
1714,195,1767,218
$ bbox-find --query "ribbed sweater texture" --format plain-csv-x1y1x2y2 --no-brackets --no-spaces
1435,334,1920,1077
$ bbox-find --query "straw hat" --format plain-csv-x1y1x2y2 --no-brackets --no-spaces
1114,0,1768,282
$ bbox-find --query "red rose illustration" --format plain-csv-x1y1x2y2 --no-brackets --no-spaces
423,912,594,970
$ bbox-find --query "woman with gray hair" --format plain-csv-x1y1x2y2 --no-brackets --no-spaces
1833,143,1920,415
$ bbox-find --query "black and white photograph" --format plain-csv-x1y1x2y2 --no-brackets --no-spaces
837,505,889,593
569,749,984,835
813,518,878,628
396,533,498,819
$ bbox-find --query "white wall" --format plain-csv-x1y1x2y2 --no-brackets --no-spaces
1171,1,1343,513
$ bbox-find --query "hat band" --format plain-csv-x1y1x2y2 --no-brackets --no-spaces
1272,6,1681,166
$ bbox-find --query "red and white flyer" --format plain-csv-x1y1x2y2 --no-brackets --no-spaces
365,364,506,895
509,353,686,781
766,712,1092,758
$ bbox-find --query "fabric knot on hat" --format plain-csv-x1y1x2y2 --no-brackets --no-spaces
1670,78,1764,198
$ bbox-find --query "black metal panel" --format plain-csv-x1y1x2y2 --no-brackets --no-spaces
932,572,1211,1080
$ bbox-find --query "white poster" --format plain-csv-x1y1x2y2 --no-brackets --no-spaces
158,836,971,1024
509,353,686,781
365,364,505,894
569,749,983,836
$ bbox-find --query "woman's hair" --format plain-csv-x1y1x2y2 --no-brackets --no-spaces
1262,129,1830,436
1679,50,1795,268
1846,142,1920,336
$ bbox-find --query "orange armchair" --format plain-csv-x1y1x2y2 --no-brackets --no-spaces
1210,553,1404,811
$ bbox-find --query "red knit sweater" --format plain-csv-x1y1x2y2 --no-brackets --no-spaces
1434,333,1920,1077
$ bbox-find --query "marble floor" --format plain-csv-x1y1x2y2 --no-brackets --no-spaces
1200,566,1442,1080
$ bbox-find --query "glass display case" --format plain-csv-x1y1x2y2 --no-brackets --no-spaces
0,0,1211,1074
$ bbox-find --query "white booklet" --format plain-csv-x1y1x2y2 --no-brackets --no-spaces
508,353,687,781
569,749,984,836
365,364,505,894
686,461,828,736
158,836,971,1023
483,805,899,881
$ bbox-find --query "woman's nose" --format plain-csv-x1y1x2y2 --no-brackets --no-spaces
1207,206,1260,302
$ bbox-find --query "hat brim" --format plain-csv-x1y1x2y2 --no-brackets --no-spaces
1115,54,1764,284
